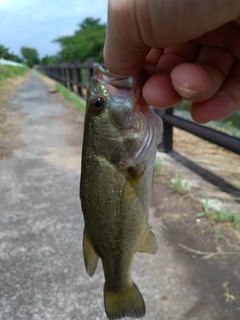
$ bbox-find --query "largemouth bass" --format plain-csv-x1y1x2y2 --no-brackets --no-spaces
80,64,163,319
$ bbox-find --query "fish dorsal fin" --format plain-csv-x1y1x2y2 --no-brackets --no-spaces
137,225,158,254
83,227,99,277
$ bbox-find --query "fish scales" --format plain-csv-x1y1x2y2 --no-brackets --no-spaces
80,64,163,319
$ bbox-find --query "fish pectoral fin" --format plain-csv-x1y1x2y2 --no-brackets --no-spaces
137,225,158,254
83,227,99,277
104,280,146,320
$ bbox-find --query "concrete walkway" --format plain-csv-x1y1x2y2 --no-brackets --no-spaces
0,71,239,320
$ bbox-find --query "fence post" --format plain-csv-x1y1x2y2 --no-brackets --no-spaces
62,63,67,88
58,65,64,85
68,63,74,92
87,57,95,83
46,66,50,77
75,60,83,97
53,66,57,81
155,107,174,152
56,65,61,83
55,66,59,82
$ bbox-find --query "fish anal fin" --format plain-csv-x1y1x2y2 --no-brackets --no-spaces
137,226,158,254
83,227,99,277
104,280,146,319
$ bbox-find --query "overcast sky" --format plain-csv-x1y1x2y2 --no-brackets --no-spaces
0,0,108,59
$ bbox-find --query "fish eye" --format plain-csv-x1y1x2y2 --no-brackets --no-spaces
91,96,105,113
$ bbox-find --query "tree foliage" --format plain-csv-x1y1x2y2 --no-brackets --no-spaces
21,47,40,67
53,17,106,63
40,55,60,65
0,44,22,62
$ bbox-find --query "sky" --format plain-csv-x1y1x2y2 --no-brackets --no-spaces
0,0,108,59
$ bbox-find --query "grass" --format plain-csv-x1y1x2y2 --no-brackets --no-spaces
170,173,190,194
153,158,190,194
0,65,28,82
55,82,86,113
196,197,240,227
0,65,29,129
196,197,240,240
174,100,240,138
208,120,240,138
214,231,225,240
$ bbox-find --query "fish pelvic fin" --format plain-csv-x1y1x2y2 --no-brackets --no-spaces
83,227,99,277
137,225,158,254
104,280,146,319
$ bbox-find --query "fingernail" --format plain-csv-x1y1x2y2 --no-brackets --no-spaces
173,85,199,100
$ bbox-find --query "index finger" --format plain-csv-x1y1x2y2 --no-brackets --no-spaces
104,1,150,76
104,0,240,76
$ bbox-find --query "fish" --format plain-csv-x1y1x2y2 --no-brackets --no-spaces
80,63,163,319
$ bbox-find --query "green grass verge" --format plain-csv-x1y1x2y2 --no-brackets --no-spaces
0,65,28,82
175,100,240,138
55,82,86,113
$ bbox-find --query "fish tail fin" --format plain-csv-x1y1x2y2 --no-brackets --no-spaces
104,280,146,319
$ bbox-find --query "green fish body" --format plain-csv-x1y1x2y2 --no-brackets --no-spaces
80,64,163,319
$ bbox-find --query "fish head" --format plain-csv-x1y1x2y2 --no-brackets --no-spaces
84,64,163,169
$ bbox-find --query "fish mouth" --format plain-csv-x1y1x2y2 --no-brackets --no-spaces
92,64,142,104
93,64,134,89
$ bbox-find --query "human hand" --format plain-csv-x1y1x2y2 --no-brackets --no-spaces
104,0,240,123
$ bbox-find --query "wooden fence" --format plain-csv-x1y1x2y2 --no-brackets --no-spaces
38,58,95,98
38,58,240,155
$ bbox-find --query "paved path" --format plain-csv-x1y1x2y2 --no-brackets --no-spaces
0,71,239,320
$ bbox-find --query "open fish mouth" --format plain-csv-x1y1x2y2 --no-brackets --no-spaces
92,64,141,105
93,64,135,90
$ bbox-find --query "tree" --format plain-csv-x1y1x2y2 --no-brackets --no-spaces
40,55,59,65
7,52,23,63
0,44,22,62
53,17,106,63
20,47,39,67
0,45,9,59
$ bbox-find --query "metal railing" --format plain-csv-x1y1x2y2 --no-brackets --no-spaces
38,58,240,155
156,108,240,154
